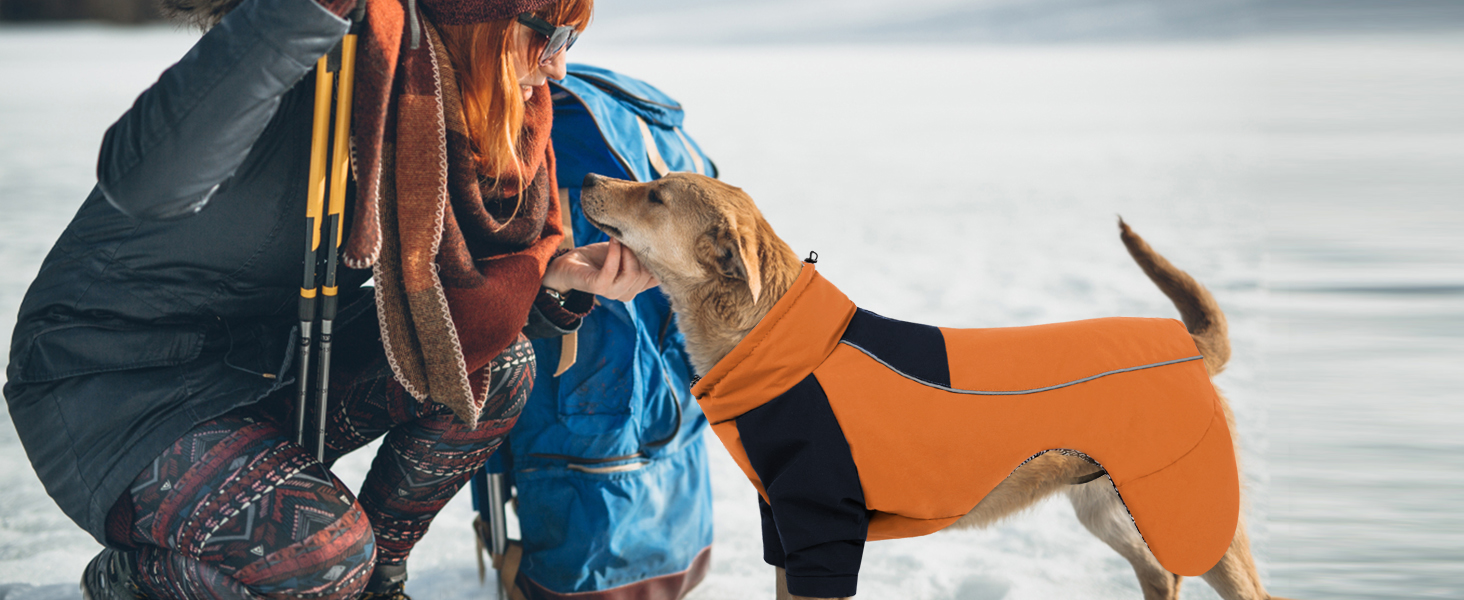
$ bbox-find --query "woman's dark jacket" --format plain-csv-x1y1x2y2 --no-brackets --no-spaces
3,0,568,543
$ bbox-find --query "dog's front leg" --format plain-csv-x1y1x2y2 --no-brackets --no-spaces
774,567,852,600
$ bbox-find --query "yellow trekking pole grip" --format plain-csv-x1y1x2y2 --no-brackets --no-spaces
307,56,332,257
327,33,356,247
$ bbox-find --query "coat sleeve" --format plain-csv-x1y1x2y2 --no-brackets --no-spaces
96,0,349,220
736,375,870,599
521,288,594,340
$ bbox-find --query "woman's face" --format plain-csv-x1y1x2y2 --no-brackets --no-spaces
512,22,571,102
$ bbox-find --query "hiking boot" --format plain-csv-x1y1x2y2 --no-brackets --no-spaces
358,563,411,600
80,548,148,600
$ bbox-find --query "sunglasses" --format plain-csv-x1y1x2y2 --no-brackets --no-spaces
516,13,579,65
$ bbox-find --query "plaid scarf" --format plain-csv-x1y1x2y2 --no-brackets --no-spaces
344,0,563,425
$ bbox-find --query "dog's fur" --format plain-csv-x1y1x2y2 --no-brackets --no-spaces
580,172,1291,600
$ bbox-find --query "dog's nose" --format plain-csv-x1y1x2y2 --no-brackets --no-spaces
583,173,604,188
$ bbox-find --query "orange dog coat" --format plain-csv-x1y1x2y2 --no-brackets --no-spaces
691,263,1239,598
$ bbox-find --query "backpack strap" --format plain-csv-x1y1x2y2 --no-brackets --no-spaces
496,542,528,600
636,116,706,177
635,117,672,177
553,187,578,377
673,128,706,176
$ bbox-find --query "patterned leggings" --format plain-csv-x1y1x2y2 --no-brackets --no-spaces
103,336,533,600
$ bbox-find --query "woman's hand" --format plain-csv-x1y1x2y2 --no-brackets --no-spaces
542,239,659,302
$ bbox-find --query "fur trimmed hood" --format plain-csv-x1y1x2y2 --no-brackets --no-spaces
158,0,245,29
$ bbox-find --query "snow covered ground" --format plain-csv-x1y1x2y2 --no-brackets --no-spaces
1,16,1461,600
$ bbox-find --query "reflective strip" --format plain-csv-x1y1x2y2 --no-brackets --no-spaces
839,340,1203,396
300,287,318,298
636,116,671,177
322,285,338,296
674,128,705,175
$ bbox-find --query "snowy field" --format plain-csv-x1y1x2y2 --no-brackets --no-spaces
1,19,1461,600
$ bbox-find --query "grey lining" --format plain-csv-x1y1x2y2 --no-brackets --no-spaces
837,340,1203,396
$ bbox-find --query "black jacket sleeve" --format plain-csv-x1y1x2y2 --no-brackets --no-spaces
522,305,577,340
737,375,870,599
96,0,348,220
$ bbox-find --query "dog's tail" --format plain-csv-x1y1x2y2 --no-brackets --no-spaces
1118,219,1230,376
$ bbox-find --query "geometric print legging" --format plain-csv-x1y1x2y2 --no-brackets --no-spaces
102,335,533,600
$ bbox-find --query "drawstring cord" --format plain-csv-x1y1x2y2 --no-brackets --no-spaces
220,318,278,379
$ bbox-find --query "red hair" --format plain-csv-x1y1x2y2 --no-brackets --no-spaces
438,0,593,191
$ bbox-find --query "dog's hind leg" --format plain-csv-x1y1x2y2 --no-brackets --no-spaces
1198,520,1283,600
1067,478,1183,600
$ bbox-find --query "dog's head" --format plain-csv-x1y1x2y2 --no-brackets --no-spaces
579,172,775,304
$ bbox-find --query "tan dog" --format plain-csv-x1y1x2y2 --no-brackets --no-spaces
579,172,1290,600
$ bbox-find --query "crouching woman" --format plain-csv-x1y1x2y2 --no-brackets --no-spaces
3,0,653,598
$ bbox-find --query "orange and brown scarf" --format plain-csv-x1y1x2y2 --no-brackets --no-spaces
344,0,562,425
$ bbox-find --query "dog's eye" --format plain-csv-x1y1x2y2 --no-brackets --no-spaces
647,189,665,205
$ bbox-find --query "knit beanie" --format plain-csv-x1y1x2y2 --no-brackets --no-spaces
418,0,556,25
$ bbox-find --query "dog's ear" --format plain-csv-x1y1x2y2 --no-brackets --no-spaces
710,220,762,303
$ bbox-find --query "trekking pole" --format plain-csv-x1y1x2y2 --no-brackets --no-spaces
313,3,364,462
484,451,511,560
297,45,335,452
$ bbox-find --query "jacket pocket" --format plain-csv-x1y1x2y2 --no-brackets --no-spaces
16,322,205,383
